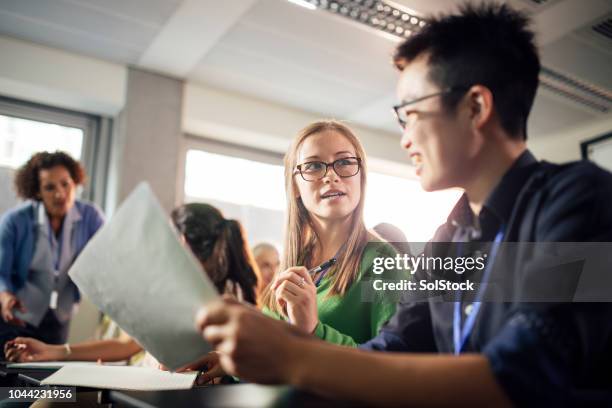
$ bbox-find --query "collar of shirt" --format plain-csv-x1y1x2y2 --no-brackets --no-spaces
447,150,539,242
36,201,83,238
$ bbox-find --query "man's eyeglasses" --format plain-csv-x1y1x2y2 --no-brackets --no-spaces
295,157,362,182
393,87,469,130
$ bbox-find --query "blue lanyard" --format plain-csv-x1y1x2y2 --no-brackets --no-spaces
314,267,331,287
312,248,342,287
453,227,505,355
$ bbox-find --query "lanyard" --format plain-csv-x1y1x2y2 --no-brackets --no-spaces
453,227,505,355
47,221,64,310
312,246,343,287
314,267,331,287
47,221,63,272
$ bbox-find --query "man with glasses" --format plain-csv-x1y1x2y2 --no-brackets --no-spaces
196,4,612,405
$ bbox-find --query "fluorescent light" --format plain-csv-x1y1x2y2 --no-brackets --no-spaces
287,0,317,10
315,0,427,40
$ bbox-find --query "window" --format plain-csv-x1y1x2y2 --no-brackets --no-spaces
0,114,84,168
0,97,108,215
365,172,462,242
184,149,286,248
183,147,462,250
581,132,612,173
185,149,285,212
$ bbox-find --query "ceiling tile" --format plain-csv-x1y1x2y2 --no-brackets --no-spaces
0,0,183,64
71,0,183,27
191,44,380,118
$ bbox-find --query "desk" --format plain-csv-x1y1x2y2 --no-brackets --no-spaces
0,364,352,407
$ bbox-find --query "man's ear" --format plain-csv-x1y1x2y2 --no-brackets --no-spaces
467,85,494,130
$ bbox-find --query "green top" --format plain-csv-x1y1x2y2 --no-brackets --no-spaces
264,241,407,347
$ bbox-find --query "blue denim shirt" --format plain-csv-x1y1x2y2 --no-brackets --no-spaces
361,151,612,406
0,199,104,299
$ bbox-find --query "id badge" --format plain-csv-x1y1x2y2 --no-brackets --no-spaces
50,290,58,309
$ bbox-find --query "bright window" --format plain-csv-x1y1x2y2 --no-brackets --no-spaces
0,114,84,168
184,149,284,211
184,149,286,248
184,149,462,246
365,172,462,242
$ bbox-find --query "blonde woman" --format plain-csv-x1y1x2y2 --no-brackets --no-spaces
170,121,405,384
260,120,403,346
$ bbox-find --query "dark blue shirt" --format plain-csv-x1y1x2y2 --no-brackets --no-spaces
361,150,612,406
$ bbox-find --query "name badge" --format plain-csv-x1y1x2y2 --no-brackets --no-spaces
50,290,58,309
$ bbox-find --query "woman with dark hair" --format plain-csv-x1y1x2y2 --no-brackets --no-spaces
171,203,259,304
0,151,104,358
4,203,260,364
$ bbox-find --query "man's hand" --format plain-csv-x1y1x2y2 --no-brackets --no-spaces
0,291,26,327
158,352,226,385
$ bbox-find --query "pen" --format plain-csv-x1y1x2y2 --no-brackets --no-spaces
309,258,337,285
309,257,337,276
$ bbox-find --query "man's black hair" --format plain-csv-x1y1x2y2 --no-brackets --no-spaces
394,3,540,139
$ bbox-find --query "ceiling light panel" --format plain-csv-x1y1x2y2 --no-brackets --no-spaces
296,0,427,39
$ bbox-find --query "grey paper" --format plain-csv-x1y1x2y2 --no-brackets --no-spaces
68,183,218,370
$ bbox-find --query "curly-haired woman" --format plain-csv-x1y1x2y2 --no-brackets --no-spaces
0,151,104,358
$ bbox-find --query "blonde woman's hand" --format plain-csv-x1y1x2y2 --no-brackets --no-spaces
273,267,318,334
190,352,226,385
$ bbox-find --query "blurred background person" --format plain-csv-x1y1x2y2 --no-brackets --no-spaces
252,242,280,288
0,151,104,359
373,222,412,256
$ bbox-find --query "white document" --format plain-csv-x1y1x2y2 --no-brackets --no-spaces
68,183,219,370
7,361,125,370
41,365,197,391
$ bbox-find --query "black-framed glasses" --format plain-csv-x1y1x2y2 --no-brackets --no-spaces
295,157,362,182
392,87,469,130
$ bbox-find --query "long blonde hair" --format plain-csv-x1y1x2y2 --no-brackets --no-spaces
262,120,369,313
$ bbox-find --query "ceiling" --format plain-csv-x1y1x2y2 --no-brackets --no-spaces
0,0,611,138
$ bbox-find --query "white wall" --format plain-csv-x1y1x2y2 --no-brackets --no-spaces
182,82,412,177
0,36,126,116
529,115,612,163
183,82,612,173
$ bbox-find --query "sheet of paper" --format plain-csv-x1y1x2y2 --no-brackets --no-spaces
41,365,197,391
68,183,218,370
7,361,126,370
